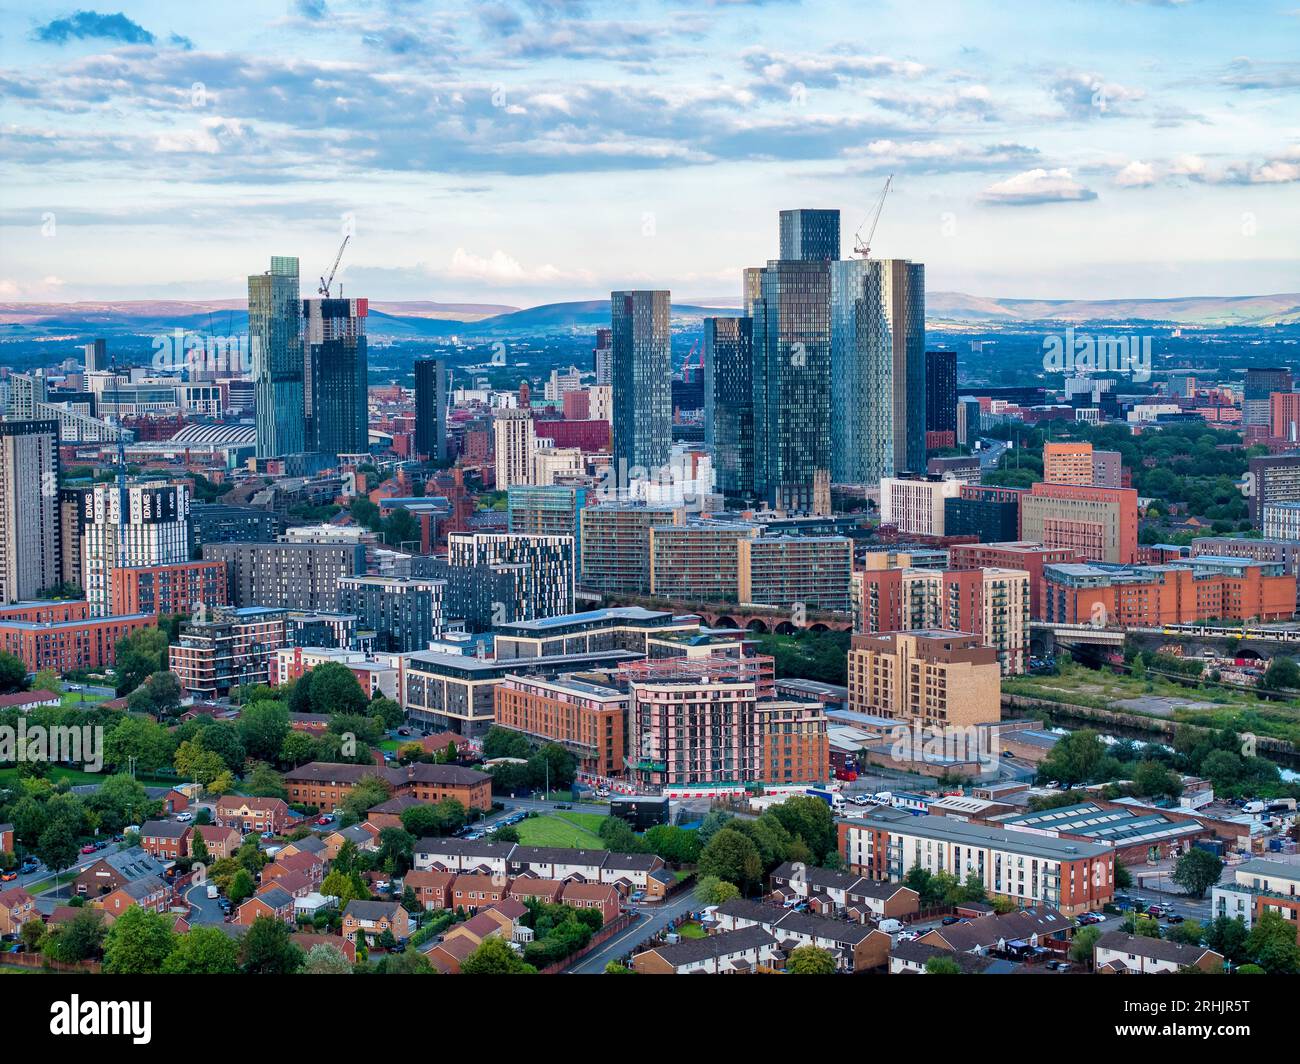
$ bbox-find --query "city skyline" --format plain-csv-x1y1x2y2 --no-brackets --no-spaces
1,1,1297,306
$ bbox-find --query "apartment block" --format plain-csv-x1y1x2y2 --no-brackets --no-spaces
493,606,700,660
648,522,755,601
110,559,227,617
0,610,155,673
879,476,963,537
846,630,1001,728
579,503,683,593
493,672,628,777
168,605,288,698
204,540,366,612
947,541,1082,619
1042,441,1095,484
1019,482,1138,564
737,535,854,613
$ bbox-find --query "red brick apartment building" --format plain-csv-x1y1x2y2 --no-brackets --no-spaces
1019,482,1139,565
283,761,492,812
110,560,227,616
493,672,628,778
947,541,1082,619
0,606,155,672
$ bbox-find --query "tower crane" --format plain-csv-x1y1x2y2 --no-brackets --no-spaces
318,234,350,297
852,174,893,258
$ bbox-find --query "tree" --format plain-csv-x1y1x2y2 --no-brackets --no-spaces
1245,910,1300,974
339,775,392,821
604,961,634,974
306,662,368,716
376,827,415,875
597,816,642,853
162,927,241,974
1037,729,1111,786
490,825,520,843
694,875,741,906
240,915,304,974
113,627,171,695
173,738,228,787
302,943,353,974
1259,655,1300,692
697,828,763,892
1170,848,1223,899
1204,915,1249,964
925,955,962,974
35,819,79,877
42,908,106,963
368,696,404,730
238,700,291,762
320,869,369,908
460,934,536,974
32,666,61,694
766,796,836,865
127,670,182,720
0,650,29,693
1166,919,1205,946
643,824,701,865
190,827,210,863
786,944,836,974
103,907,176,974
228,868,256,906
1070,925,1102,965
1131,760,1183,800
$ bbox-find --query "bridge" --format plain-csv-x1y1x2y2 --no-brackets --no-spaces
580,590,855,633
1031,620,1300,660
1030,621,1126,655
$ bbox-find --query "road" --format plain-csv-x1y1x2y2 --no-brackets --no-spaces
978,438,1009,471
184,882,227,925
565,889,698,974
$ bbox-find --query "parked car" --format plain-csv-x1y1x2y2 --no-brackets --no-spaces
897,930,919,943
316,815,333,826
207,884,219,900
175,812,194,823
941,915,961,925
20,859,39,873
0,870,17,882
1145,904,1168,918
1164,912,1185,924
80,844,97,854
260,830,276,840
878,918,906,934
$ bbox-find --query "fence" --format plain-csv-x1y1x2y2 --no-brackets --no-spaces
1,952,101,973
540,911,635,975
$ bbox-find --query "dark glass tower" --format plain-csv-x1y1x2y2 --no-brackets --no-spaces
830,258,893,485
250,256,304,458
611,290,671,480
778,209,841,262
751,259,832,512
703,316,754,500
925,349,958,437
303,297,369,458
884,259,927,475
414,358,448,463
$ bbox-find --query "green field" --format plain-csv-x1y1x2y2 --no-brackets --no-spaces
513,811,608,849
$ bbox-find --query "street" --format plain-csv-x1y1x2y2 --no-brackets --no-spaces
565,888,698,974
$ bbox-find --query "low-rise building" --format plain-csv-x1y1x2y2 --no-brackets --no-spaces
341,899,411,944
1094,931,1223,974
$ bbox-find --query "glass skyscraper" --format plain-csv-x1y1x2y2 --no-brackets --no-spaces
830,258,893,486
751,258,832,512
883,259,927,475
611,290,671,481
414,357,448,463
249,255,304,458
779,209,841,262
304,297,369,458
703,315,754,500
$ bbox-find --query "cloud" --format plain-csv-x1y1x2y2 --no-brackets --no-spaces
981,168,1098,205
32,10,155,45
1048,71,1145,118
447,248,595,286
742,47,926,97
1218,57,1300,90
1114,160,1157,186
862,84,999,122
839,139,1039,174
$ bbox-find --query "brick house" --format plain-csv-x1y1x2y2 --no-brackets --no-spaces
97,875,171,917
0,886,38,935
450,873,508,913
292,932,356,964
424,933,478,974
712,898,891,973
139,820,191,861
73,849,168,899
560,881,622,925
216,796,293,835
632,925,780,974
398,869,450,911
190,824,242,860
284,761,492,814
324,823,380,861
342,899,411,944
237,885,295,926
0,822,14,855
507,878,564,907
263,850,325,888
1094,932,1224,974
767,861,920,923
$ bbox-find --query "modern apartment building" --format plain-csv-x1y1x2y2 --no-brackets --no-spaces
611,290,672,480
447,532,574,620
1042,441,1095,485
943,484,1024,543
736,535,854,613
830,257,893,487
879,475,963,537
579,503,683,593
493,672,629,777
493,409,536,490
338,576,447,653
1247,452,1300,525
839,809,1114,915
0,607,154,673
81,482,191,616
1019,482,1138,564
924,349,957,446
703,315,755,500
249,255,304,458
1211,858,1300,931
492,607,701,660
1042,557,1297,626
204,540,366,612
0,419,61,605
648,522,756,602
169,605,288,698
303,296,369,457
414,358,448,463
947,541,1083,619
110,559,227,617
846,630,1001,727
507,484,588,569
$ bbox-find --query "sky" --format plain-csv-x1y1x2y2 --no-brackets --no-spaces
1,0,1298,307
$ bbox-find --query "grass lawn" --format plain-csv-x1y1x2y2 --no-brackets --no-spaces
60,692,107,709
0,766,106,788
514,812,607,849
0,966,35,973
677,921,707,940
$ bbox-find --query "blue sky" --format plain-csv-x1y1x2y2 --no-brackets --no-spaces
1,0,1298,305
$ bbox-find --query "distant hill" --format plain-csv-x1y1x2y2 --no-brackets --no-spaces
3,290,1297,342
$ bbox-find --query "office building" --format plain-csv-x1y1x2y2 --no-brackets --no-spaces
611,290,672,480
702,316,755,500
414,358,448,463
830,258,893,486
943,484,1024,543
592,327,613,386
84,338,106,374
925,350,958,446
1244,367,1292,428
492,606,702,660
249,255,304,458
879,475,963,537
339,576,447,653
493,409,536,489
82,482,191,617
1019,482,1138,564
204,540,366,612
0,420,61,604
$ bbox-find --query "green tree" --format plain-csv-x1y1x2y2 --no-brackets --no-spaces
190,827,210,863
306,662,368,716
302,943,353,973
228,868,256,905
1245,910,1300,974
694,875,741,906
697,828,763,892
1070,925,1102,965
786,944,836,974
0,650,29,693
240,915,304,974
113,627,171,695
162,926,241,974
1170,849,1223,899
1204,915,1249,964
238,699,291,762
35,819,79,877
925,955,962,974
103,907,176,974
127,670,182,719
460,934,536,974
42,908,107,963
1260,655,1300,692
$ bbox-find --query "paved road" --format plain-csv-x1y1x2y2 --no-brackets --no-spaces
184,882,227,925
566,889,697,974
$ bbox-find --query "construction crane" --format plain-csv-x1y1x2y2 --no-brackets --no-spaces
852,174,893,258
318,234,350,297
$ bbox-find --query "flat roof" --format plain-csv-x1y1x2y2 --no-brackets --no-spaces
850,813,1113,860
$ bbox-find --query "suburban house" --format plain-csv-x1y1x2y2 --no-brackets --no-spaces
450,873,508,913
342,899,411,944
366,795,425,830
216,796,293,835
1211,857,1300,933
0,823,14,854
291,932,355,963
1094,932,1225,974
404,869,455,910
412,839,516,875
560,881,622,925
508,878,565,907
768,860,920,923
424,933,479,974
324,822,380,861
190,824,242,860
711,898,891,972
263,850,326,888
97,875,171,917
0,886,38,935
890,939,1011,975
632,925,781,974
237,885,295,926
139,820,191,861
442,910,507,951
413,839,668,897
917,907,1074,955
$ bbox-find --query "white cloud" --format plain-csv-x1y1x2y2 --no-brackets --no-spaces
1114,160,1157,187
981,168,1098,205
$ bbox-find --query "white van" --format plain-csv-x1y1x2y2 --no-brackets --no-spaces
878,918,906,934
206,884,219,900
